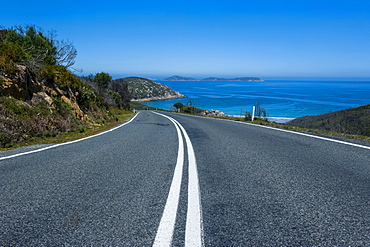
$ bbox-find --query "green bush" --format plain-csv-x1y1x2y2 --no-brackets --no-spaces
174,102,184,111
244,112,252,121
0,97,32,118
43,65,82,89
95,119,104,125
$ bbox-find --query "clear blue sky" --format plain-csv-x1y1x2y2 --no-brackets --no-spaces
2,0,370,79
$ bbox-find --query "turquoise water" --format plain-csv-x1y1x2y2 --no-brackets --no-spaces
141,80,370,122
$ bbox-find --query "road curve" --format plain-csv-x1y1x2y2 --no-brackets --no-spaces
1,110,370,246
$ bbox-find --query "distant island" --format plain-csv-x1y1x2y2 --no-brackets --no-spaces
163,75,198,81
163,75,264,82
202,77,264,82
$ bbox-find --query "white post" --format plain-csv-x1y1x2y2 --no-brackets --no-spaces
251,106,255,121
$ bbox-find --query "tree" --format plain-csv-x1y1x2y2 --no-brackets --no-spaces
0,25,78,74
0,29,8,42
173,102,184,112
110,79,131,109
51,38,77,68
93,72,111,94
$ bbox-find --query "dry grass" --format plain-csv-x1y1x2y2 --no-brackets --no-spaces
0,109,135,151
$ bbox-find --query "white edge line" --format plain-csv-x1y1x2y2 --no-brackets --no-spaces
153,112,184,247
0,113,140,161
168,112,370,151
238,121,370,150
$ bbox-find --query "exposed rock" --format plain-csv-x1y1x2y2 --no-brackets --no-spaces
132,91,185,101
31,92,53,106
201,109,226,117
1,65,42,100
61,95,87,121
0,65,88,121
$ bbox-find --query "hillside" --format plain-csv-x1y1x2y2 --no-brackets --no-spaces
119,77,184,101
0,26,123,148
0,66,116,148
286,104,370,136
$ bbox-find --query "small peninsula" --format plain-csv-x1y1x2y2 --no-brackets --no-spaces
163,75,264,82
120,77,185,101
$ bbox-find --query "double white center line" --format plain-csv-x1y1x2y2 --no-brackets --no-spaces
153,112,203,247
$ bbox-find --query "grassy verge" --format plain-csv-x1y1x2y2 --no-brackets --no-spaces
0,110,135,152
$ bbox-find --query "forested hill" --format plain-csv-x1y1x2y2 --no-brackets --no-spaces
118,77,184,101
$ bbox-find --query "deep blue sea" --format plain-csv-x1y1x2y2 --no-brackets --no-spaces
141,79,370,122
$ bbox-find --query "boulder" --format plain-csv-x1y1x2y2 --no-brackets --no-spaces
202,109,226,117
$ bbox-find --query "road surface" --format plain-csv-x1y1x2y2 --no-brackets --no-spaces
1,111,370,246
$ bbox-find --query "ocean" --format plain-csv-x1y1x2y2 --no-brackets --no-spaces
140,79,370,123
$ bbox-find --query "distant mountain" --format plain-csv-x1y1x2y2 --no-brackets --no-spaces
162,75,263,82
231,77,264,82
163,75,197,81
202,77,227,81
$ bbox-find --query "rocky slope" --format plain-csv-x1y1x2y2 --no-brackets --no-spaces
0,65,111,147
1,65,88,120
118,77,184,101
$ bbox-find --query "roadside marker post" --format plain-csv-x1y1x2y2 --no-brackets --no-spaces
251,106,255,121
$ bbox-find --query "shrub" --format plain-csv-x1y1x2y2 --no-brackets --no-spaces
52,97,72,117
0,25,77,75
244,111,252,121
174,102,184,111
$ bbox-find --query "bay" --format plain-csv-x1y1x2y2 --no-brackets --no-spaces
141,80,370,122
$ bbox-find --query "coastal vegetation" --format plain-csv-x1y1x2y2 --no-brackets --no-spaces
173,101,204,114
0,25,133,148
170,101,370,142
286,104,370,137
0,25,184,149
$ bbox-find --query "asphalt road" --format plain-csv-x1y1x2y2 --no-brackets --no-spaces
1,111,370,246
